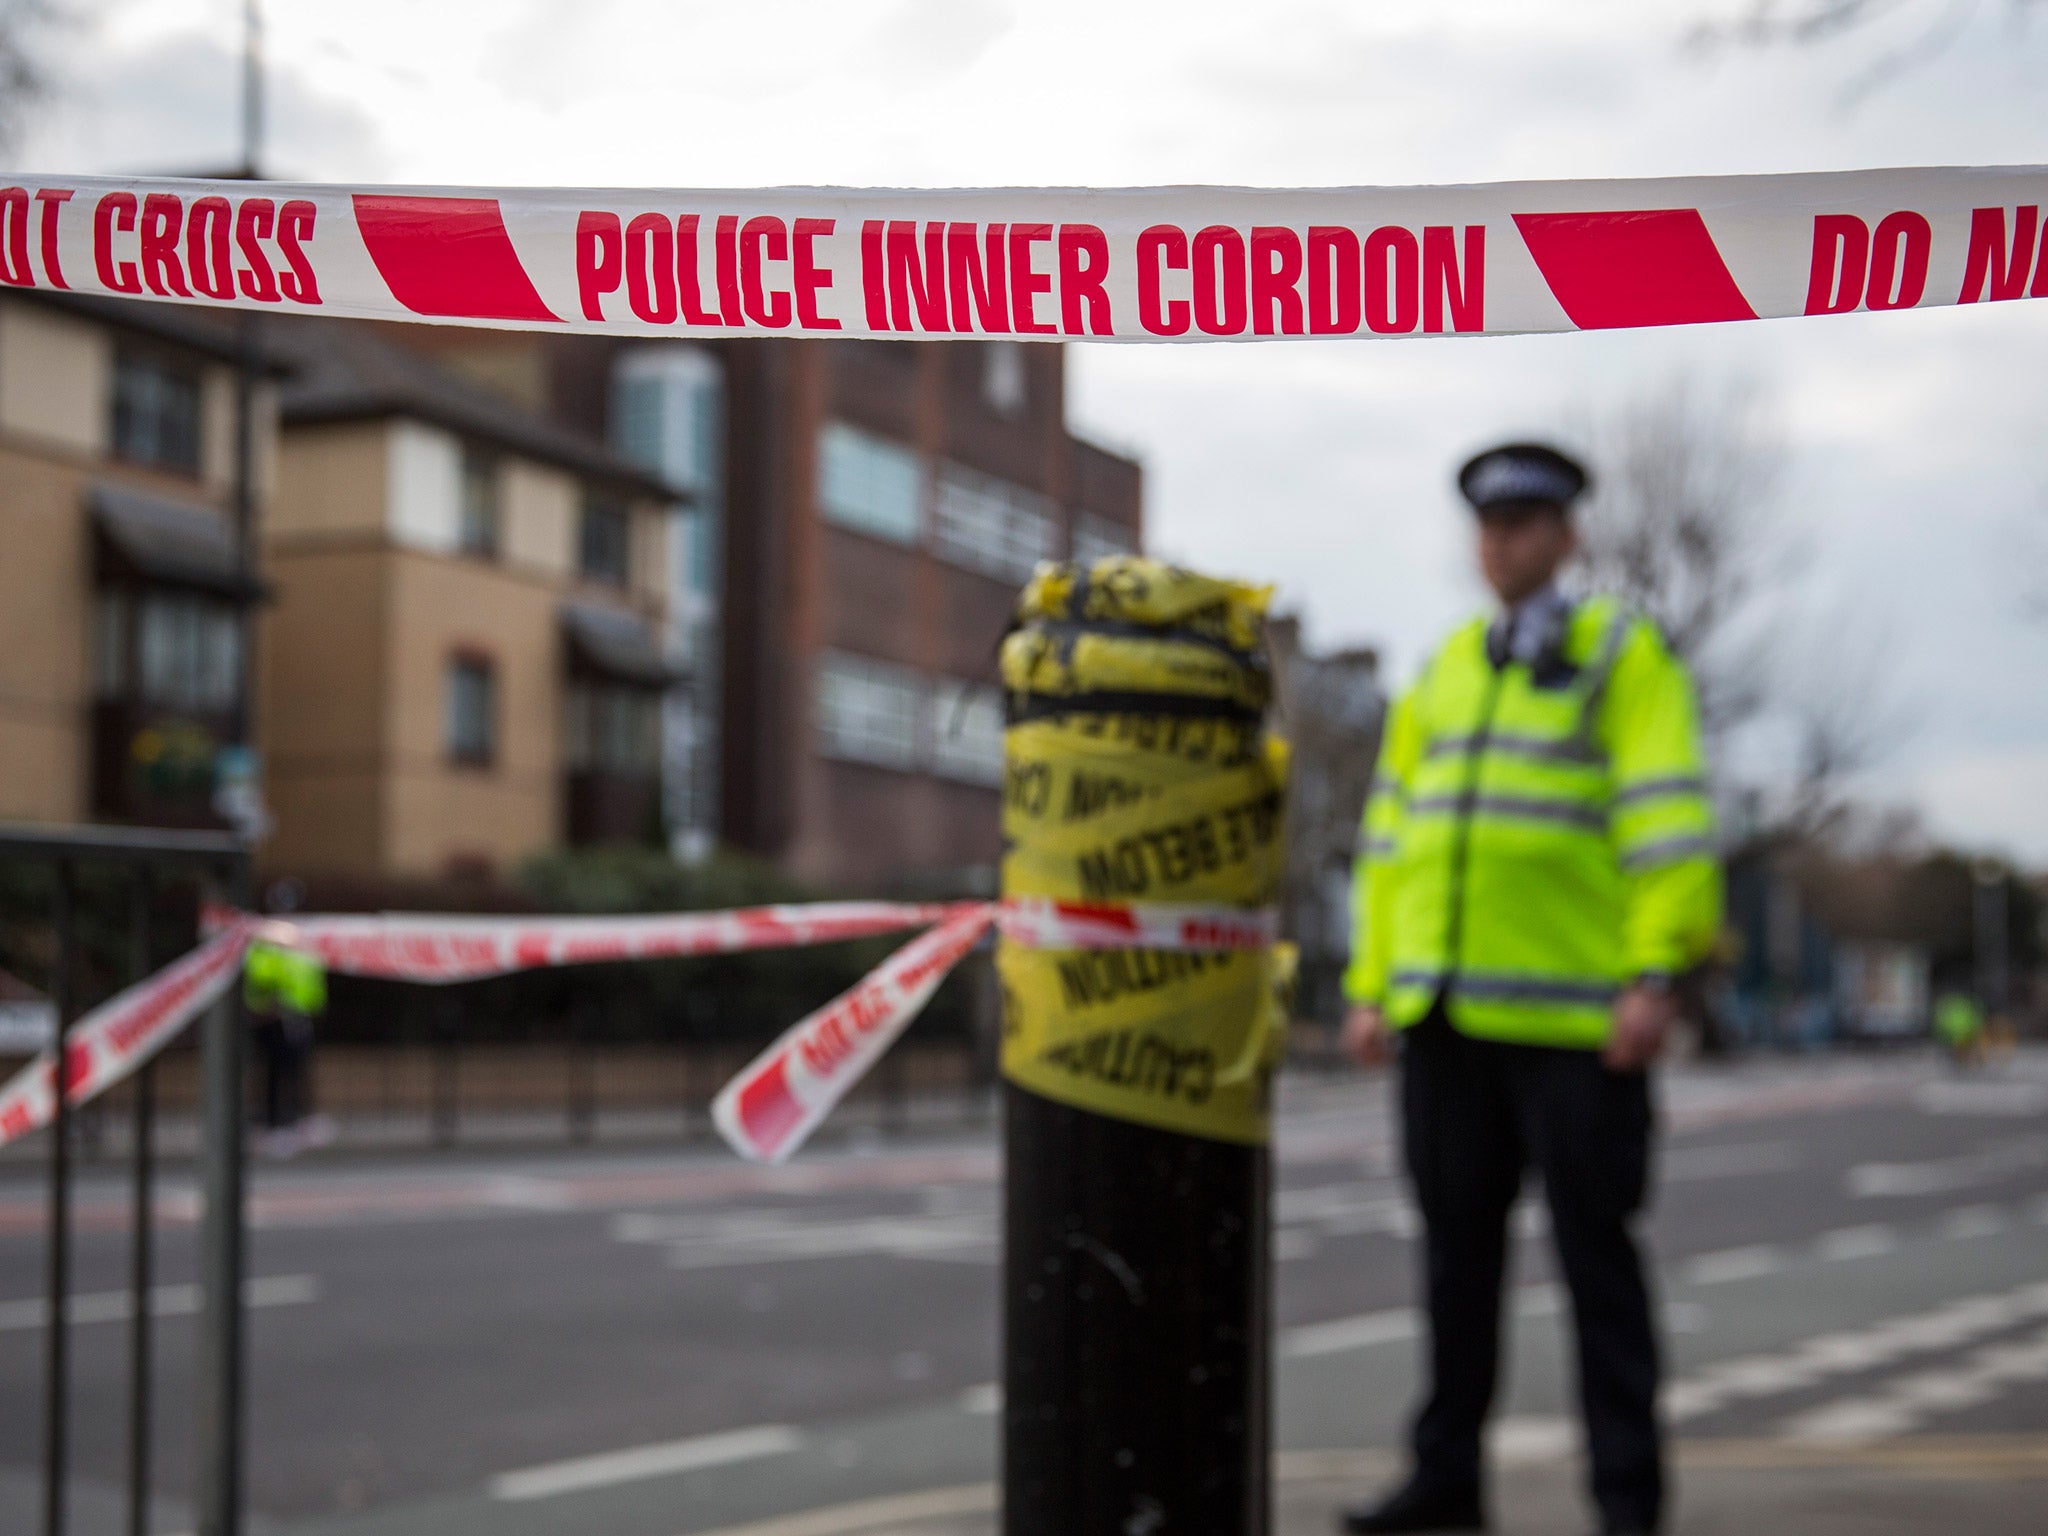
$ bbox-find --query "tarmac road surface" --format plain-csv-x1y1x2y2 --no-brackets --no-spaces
1,1048,2044,1534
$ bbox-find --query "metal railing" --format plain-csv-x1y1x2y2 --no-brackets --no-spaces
0,822,250,1536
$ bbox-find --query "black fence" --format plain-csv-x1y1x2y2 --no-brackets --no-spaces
0,822,251,1536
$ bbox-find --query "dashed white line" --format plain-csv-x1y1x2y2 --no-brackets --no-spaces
0,1273,319,1333
1280,1307,1419,1359
1780,1323,2048,1445
1279,1288,1559,1360
1936,1204,2009,1241
1680,1245,1785,1286
1812,1224,1898,1263
1489,1416,1576,1462
489,1424,802,1501
1661,1281,2048,1424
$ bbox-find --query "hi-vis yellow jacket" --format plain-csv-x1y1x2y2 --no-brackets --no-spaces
1343,594,1722,1049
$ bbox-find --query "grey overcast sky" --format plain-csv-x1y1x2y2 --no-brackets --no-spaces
17,0,2048,860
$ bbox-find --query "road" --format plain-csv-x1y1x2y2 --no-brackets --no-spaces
1,1050,2045,1534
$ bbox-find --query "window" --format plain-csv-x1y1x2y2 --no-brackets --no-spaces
930,680,1005,785
612,347,723,497
1073,512,1139,567
445,656,496,766
111,350,202,474
816,651,923,770
566,681,662,774
579,494,631,587
133,592,241,712
819,424,922,545
458,449,501,558
933,464,1055,583
982,341,1027,417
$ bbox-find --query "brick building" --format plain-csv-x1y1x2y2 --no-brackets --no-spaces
418,333,1145,894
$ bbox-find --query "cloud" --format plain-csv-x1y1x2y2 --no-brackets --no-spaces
1899,746,2048,864
869,0,1014,86
18,25,389,179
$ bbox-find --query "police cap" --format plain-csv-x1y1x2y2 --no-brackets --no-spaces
1457,442,1591,515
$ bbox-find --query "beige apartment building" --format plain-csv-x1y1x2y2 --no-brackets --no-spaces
261,321,682,881
0,293,680,883
0,291,279,829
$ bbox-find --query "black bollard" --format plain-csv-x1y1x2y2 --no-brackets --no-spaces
995,558,1287,1536
1004,1083,1270,1535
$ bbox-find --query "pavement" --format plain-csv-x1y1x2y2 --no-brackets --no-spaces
1,1047,2045,1535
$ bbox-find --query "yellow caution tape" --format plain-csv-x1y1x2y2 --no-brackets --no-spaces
998,556,1292,1144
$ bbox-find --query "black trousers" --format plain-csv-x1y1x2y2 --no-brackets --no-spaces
1398,1004,1662,1531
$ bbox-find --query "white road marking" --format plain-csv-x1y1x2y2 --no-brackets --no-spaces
1680,1245,1785,1286
0,1273,318,1333
489,1424,801,1501
611,1210,995,1270
1780,1323,2048,1445
1813,1224,1898,1263
1280,1307,1419,1359
1273,1182,1397,1223
1914,1079,2048,1117
1660,1281,2048,1423
1489,1416,1576,1462
1847,1136,2048,1198
1936,1204,2009,1241
1274,1183,1416,1239
1279,1287,1560,1360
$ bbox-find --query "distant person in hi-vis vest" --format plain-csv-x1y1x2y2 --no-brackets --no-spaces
1338,444,1722,1536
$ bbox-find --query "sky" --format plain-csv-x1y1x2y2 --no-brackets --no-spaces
15,0,2048,862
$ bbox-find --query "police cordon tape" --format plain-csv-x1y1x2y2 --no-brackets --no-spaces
2,167,2044,341
0,897,1275,1160
0,915,260,1146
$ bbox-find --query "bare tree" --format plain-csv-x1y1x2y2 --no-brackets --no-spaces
0,0,56,158
1566,377,1786,743
1771,608,1913,835
1688,0,2046,100
1566,376,1908,836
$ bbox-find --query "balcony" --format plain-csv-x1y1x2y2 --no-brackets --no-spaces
91,700,236,829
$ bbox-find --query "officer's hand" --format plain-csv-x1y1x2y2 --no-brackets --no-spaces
1342,1005,1391,1069
1605,983,1677,1072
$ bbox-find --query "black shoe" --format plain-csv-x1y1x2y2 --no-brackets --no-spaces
1337,1481,1486,1533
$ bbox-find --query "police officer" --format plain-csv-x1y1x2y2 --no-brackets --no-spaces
1338,444,1722,1536
245,923,329,1157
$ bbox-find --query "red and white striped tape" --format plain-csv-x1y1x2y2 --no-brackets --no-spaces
1,898,1272,1155
996,896,1277,953
2,168,2043,341
711,903,1001,1165
253,901,968,984
0,916,258,1146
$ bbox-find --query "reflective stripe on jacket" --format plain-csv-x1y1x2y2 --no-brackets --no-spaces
1343,594,1722,1049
